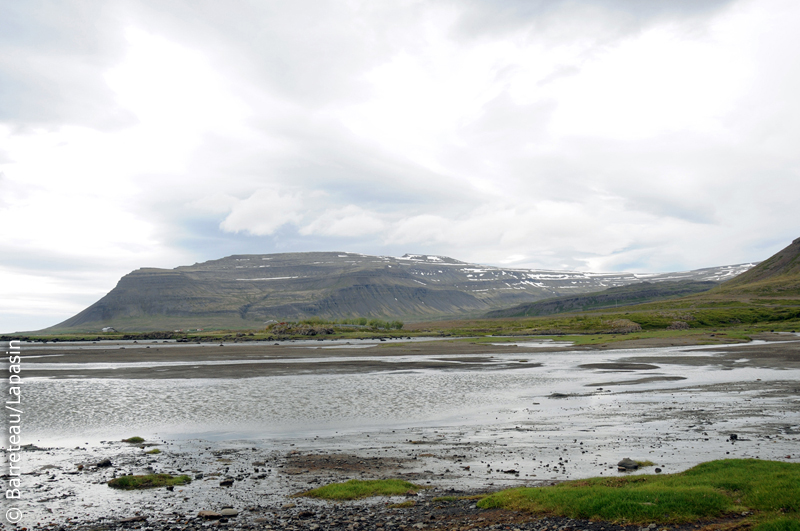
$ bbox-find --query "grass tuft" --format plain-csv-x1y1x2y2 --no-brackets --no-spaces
296,479,423,500
108,473,190,490
122,436,145,444
388,500,416,508
145,448,161,454
477,459,799,527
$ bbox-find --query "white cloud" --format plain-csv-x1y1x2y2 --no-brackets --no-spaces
220,188,307,236
300,205,387,237
1,0,800,330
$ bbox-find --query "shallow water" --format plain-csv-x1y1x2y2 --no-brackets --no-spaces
6,340,800,527
22,343,800,446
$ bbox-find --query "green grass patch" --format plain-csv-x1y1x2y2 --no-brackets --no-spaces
753,517,800,531
121,436,144,444
477,459,799,527
296,479,423,500
108,473,191,490
388,500,416,508
636,460,655,467
145,448,161,454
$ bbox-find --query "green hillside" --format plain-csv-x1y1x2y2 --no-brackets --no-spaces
714,237,800,296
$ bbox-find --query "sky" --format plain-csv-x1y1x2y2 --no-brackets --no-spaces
1,0,799,333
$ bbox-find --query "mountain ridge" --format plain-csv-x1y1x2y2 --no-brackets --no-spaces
46,251,755,332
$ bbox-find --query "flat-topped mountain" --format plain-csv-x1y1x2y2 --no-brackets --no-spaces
47,251,755,332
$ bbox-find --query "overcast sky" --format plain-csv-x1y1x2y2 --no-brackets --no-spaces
1,0,799,332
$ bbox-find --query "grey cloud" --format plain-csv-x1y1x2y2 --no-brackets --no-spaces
126,0,428,107
449,0,738,40
0,1,134,129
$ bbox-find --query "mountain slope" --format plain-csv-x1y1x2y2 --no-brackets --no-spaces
715,237,800,296
46,251,755,332
484,280,718,318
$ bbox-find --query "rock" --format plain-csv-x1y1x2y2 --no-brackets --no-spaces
119,516,147,523
617,458,638,470
198,510,222,519
219,478,235,487
96,458,112,468
654,468,662,473
220,508,238,517
730,434,738,441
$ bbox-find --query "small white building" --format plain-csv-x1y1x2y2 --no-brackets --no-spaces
101,327,116,333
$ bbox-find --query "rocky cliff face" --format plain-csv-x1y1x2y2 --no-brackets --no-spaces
49,251,755,331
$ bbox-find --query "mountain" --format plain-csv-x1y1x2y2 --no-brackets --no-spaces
484,280,719,318
715,237,800,296
46,252,755,332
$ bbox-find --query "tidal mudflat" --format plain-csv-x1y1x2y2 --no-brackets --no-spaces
5,335,800,529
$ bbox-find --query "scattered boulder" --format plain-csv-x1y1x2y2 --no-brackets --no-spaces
617,457,639,471
219,478,234,487
96,458,112,468
730,434,738,441
220,508,238,517
119,516,147,523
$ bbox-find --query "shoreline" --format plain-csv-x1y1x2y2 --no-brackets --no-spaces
7,335,800,529
18,333,800,380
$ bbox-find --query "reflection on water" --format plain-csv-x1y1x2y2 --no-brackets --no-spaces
24,344,800,445
492,340,575,348
27,370,560,442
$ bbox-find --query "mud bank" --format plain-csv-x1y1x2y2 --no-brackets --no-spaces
5,336,800,529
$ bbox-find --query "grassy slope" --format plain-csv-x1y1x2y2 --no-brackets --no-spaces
477,460,799,530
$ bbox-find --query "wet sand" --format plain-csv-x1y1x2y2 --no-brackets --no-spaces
18,333,800,379
7,334,800,530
